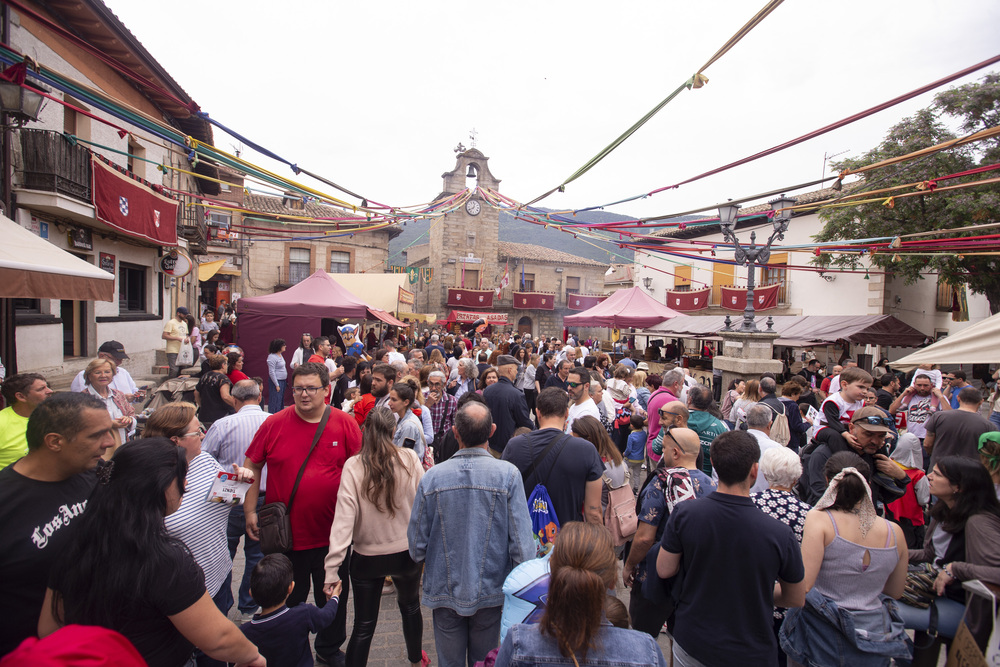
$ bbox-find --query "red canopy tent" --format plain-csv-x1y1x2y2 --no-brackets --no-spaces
563,287,681,329
237,271,406,406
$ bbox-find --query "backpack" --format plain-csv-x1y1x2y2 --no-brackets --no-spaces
602,469,637,546
766,401,791,447
522,434,572,557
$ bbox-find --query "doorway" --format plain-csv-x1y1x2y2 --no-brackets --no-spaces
61,299,86,357
517,316,532,336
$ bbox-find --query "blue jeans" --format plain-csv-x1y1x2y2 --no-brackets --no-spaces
268,379,286,414
990,411,1000,430
223,497,265,614
432,606,502,667
896,597,965,639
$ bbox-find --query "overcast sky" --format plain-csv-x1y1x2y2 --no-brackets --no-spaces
104,0,999,223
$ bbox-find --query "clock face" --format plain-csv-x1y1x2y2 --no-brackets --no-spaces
466,199,481,216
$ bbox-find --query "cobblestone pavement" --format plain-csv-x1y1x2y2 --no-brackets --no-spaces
229,546,673,666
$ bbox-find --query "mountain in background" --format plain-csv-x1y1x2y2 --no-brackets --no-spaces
388,208,701,266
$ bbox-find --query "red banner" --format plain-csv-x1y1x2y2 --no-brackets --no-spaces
92,157,178,245
512,291,555,310
447,288,494,308
397,286,414,306
720,283,781,311
665,287,711,312
567,294,608,311
445,310,508,324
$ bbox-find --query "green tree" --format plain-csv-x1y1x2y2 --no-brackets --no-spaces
815,73,1000,314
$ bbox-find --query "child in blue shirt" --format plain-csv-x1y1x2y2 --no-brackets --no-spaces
240,554,341,667
624,413,647,494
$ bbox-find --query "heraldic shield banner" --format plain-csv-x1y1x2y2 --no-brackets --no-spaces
446,288,494,308
664,287,711,312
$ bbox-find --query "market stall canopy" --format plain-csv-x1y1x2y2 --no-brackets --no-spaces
197,259,227,282
329,273,408,313
563,287,681,329
0,214,114,301
645,314,928,348
236,270,405,405
890,313,1000,370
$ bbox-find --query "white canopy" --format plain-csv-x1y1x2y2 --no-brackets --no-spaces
891,313,1000,370
0,215,114,301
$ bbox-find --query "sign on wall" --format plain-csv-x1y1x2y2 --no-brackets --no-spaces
99,252,116,274
159,249,193,278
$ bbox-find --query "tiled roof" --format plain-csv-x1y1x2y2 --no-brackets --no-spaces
499,241,604,267
244,193,365,222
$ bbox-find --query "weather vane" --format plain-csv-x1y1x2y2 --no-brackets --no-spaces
469,127,478,148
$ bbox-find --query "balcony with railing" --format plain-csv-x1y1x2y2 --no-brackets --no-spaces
176,195,208,255
17,129,92,202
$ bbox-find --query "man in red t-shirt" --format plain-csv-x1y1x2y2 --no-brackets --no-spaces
243,361,361,665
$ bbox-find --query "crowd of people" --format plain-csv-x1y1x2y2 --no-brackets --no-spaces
1,325,1000,667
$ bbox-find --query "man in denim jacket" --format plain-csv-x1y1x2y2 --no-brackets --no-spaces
408,401,535,667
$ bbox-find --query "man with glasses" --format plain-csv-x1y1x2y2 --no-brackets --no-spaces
243,362,362,667
425,370,458,452
565,368,600,434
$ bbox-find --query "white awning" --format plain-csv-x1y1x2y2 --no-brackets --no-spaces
0,215,115,301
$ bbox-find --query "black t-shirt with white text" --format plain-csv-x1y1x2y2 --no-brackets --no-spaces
0,465,96,655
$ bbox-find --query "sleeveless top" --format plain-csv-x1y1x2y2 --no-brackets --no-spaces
811,511,898,613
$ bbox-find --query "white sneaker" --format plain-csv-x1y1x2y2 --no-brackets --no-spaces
239,610,257,624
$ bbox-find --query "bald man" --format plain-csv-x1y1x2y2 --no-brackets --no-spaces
650,401,689,459
661,427,717,497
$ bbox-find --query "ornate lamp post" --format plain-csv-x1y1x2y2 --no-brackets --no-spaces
718,194,797,332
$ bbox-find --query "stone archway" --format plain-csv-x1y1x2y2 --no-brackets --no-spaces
518,316,532,336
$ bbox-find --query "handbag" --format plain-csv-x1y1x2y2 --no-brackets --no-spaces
258,406,331,554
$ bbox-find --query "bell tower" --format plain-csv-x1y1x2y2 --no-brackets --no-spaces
428,148,502,316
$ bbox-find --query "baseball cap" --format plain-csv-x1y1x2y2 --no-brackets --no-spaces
851,406,893,432
176,306,190,316
98,341,129,360
497,355,519,367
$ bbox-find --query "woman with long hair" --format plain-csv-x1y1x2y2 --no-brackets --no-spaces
780,451,910,667
632,370,649,411
721,379,745,423
290,333,313,370
478,366,499,393
80,356,135,458
324,408,425,667
897,456,1000,663
572,415,628,516
495,522,666,667
388,379,426,462
41,439,264,667
596,353,612,380
144,403,253,621
729,379,760,429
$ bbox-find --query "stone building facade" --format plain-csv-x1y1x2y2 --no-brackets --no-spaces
404,149,612,339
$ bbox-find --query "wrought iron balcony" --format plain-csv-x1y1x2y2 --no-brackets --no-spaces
17,129,91,202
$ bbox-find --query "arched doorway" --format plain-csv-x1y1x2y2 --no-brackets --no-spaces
517,316,532,336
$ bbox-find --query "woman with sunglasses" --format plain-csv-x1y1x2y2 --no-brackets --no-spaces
897,456,1000,664
144,403,254,624
42,438,265,667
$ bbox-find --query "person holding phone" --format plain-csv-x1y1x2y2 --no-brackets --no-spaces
388,378,425,462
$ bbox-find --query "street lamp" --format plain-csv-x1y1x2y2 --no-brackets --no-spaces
0,82,43,126
718,194,797,332
642,276,653,291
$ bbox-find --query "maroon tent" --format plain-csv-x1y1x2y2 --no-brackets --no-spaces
563,287,681,329
236,271,406,406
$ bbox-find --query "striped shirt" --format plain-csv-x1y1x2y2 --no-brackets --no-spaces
165,452,232,596
202,404,270,492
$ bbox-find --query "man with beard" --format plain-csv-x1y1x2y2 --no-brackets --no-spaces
370,363,396,410
889,372,950,446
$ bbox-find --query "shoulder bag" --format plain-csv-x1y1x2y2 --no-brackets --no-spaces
258,406,331,554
